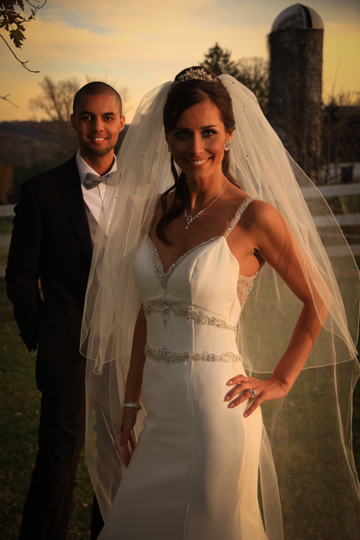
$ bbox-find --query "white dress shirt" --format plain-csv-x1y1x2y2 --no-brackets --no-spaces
76,150,117,223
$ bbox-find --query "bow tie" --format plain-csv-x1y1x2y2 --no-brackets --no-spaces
84,173,109,189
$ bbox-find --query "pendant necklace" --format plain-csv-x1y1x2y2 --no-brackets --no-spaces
184,179,228,230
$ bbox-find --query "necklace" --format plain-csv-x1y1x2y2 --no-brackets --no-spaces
184,179,228,230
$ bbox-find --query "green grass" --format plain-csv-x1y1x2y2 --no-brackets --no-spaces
0,218,12,269
258,361,360,539
0,280,93,539
1,272,360,539
351,365,360,453
0,217,13,236
0,246,9,268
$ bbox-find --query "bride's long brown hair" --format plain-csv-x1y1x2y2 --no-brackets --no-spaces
156,67,237,245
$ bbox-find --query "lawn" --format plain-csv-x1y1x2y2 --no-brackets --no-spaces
0,279,93,539
1,267,360,539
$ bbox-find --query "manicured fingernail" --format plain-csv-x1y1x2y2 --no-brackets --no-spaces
228,402,235,408
243,412,248,417
227,379,233,386
224,395,230,402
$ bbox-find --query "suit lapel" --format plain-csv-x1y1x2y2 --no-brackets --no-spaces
58,156,93,262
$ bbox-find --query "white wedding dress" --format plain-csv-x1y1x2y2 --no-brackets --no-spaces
99,198,270,540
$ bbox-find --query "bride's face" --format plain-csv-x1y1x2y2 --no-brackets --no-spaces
166,99,232,184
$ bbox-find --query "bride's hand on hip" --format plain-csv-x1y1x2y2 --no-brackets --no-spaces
224,375,288,417
112,408,138,467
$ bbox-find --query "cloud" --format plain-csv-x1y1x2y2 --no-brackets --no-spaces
0,0,359,121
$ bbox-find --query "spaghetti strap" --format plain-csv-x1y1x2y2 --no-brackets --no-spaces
223,196,256,238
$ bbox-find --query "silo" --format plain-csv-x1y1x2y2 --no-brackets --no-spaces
268,4,323,180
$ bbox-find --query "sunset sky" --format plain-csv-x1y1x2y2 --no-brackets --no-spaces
0,0,359,122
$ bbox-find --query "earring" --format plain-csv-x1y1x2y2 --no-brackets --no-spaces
167,144,171,153
224,140,231,151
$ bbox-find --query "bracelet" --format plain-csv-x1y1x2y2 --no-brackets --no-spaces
122,401,142,410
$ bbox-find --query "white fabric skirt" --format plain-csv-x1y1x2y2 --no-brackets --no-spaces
99,358,268,540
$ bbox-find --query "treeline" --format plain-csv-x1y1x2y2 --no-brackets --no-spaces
1,43,359,204
0,121,74,204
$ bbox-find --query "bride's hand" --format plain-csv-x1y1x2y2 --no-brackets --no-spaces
112,408,138,467
224,375,289,417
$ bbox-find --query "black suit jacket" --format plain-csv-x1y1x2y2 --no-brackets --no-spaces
6,155,92,395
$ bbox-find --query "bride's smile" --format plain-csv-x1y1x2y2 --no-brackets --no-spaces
166,99,232,188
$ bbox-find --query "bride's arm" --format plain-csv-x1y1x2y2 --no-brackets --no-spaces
118,306,147,465
225,201,329,416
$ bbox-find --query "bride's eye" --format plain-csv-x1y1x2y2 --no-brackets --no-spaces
202,129,216,137
175,131,189,140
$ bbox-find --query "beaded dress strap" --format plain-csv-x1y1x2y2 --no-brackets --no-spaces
224,197,256,238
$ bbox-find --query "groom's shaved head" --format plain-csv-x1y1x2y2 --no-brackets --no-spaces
73,82,122,115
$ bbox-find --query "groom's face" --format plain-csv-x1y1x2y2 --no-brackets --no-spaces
71,93,125,160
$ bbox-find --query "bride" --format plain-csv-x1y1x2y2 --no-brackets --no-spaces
81,67,360,540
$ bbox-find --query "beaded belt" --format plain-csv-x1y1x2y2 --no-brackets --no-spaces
143,295,237,333
145,344,243,364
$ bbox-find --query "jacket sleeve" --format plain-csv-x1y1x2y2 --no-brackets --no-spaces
6,180,43,351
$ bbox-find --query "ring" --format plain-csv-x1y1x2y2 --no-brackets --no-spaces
248,389,256,398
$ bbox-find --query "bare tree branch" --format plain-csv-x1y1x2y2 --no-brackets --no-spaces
0,0,47,72
25,0,46,10
0,34,39,72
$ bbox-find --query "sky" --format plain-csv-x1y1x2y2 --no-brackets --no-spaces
0,0,359,122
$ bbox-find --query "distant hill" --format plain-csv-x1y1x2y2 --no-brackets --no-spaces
0,121,130,203
0,121,63,167
0,120,129,168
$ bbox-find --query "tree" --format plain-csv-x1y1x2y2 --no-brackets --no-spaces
0,0,46,72
200,44,269,114
0,162,14,203
29,76,81,160
236,57,269,114
1,0,47,108
201,42,240,78
322,90,360,185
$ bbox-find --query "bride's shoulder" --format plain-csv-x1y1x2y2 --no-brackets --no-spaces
243,198,278,219
243,199,290,250
228,189,273,218
237,197,285,232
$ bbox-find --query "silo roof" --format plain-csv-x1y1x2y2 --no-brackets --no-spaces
271,4,324,32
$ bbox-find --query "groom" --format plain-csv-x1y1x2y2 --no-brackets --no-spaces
6,82,125,540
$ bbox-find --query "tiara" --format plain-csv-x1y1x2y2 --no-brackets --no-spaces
172,67,220,87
